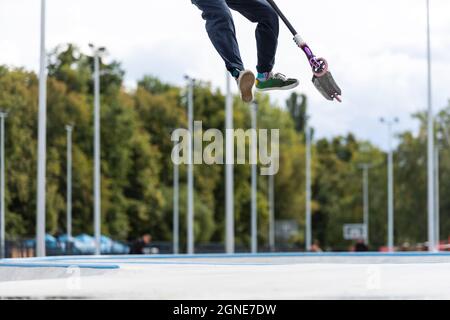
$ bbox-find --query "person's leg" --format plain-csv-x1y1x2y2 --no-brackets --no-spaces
227,0,298,92
191,0,244,76
226,0,279,74
192,0,255,102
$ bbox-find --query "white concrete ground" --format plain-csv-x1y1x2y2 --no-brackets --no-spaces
1,253,450,300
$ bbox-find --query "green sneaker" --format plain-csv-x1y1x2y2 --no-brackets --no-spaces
255,72,299,92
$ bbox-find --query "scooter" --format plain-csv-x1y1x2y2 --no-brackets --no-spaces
266,0,342,102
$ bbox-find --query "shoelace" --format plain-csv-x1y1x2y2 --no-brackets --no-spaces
270,72,288,81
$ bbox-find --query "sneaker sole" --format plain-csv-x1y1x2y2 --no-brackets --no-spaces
255,81,299,92
239,71,256,103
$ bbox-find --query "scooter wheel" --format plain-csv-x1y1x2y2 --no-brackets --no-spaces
312,58,328,77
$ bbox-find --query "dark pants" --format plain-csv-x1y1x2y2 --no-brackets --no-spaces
192,0,279,74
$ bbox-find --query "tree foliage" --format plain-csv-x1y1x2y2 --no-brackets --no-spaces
0,45,449,251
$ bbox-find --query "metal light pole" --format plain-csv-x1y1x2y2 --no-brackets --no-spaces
434,146,439,249
251,102,258,254
173,161,179,254
36,0,47,257
89,44,106,256
268,174,275,252
225,71,235,254
305,122,312,252
426,0,436,252
434,119,450,250
0,112,7,259
380,117,398,252
359,163,372,245
185,75,195,254
66,125,73,243
435,119,450,250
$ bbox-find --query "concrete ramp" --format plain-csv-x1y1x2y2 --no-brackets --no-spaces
0,261,119,282
1,253,450,299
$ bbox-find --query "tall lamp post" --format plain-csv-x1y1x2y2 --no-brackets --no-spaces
36,0,47,257
434,120,450,250
380,117,398,252
65,125,73,252
268,174,275,252
250,102,258,254
225,71,235,254
426,0,436,252
305,121,312,252
438,121,450,249
434,144,439,249
358,163,373,245
89,44,106,256
0,112,7,259
184,75,195,254
173,160,179,255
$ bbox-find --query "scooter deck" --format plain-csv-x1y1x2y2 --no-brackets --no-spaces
312,72,342,102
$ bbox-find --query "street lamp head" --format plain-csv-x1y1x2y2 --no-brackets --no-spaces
184,75,196,85
89,44,107,56
380,117,399,124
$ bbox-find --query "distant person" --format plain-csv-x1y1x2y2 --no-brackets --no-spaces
354,239,369,252
310,239,323,253
400,242,411,252
416,243,426,252
130,234,152,255
191,0,299,103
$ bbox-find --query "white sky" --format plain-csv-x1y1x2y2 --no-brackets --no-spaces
1,0,449,150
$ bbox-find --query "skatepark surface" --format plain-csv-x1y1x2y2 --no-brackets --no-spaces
1,252,450,300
